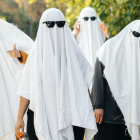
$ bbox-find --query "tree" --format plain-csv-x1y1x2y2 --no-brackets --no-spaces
0,0,30,35
0,0,139,38
64,0,140,36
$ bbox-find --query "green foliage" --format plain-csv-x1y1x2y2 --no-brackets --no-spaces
65,0,140,36
92,0,140,35
0,0,140,39
0,1,28,33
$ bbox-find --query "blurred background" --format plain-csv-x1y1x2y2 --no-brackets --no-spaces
0,0,139,40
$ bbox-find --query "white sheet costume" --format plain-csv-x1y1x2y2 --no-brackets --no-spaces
17,8,97,140
96,20,140,140
0,19,33,140
75,7,106,68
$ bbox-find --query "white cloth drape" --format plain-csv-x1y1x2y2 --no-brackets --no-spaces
0,19,33,140
96,20,140,140
17,8,97,140
75,7,106,69
0,131,16,140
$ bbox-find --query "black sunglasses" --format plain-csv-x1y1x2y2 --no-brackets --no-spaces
43,21,66,28
83,16,97,21
130,29,140,37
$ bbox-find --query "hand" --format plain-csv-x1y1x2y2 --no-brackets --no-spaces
100,23,110,39
94,109,104,124
7,44,21,58
15,118,24,139
74,21,81,37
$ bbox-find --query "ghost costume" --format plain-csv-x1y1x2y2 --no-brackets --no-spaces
0,19,33,140
17,8,97,140
75,7,106,69
93,20,140,140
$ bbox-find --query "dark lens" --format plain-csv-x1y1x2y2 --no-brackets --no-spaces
133,31,140,37
56,21,66,27
46,21,55,28
90,16,96,21
83,17,89,21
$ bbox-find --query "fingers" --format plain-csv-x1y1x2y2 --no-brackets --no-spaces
14,44,17,50
15,126,21,139
7,44,16,53
96,115,100,123
94,112,99,123
95,114,103,124
76,21,81,27
73,21,81,36
74,21,81,28
75,21,81,25
94,109,104,124
7,50,13,53
10,55,15,58
7,51,18,58
99,115,103,124
21,125,24,133
95,113,98,122
100,23,108,29
7,52,16,58
100,24,105,29
100,23,105,27
100,23,105,25
8,52,13,55
76,21,81,24
8,53,13,57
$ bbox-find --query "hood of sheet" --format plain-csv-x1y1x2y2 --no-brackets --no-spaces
76,7,106,68
0,19,34,137
96,20,140,140
17,8,97,140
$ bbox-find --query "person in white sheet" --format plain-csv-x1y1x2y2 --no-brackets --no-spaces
0,18,33,140
91,20,140,140
73,7,111,69
15,8,97,140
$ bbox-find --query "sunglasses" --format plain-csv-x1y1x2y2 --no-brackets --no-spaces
130,29,140,37
83,16,97,21
43,21,66,28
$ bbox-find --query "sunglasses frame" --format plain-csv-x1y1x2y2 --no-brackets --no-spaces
82,16,97,21
130,29,140,37
43,21,66,28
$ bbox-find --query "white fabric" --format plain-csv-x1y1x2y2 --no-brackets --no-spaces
96,20,140,140
17,8,97,140
0,131,16,140
0,19,33,139
76,7,106,68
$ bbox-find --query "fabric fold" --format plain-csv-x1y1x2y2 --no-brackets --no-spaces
96,20,140,140
17,8,97,140
76,7,106,69
0,18,33,139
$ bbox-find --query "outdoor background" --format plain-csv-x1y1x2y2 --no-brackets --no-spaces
0,0,140,40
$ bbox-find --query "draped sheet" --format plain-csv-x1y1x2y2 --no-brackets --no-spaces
96,20,140,140
17,8,97,140
76,7,106,69
0,19,33,139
